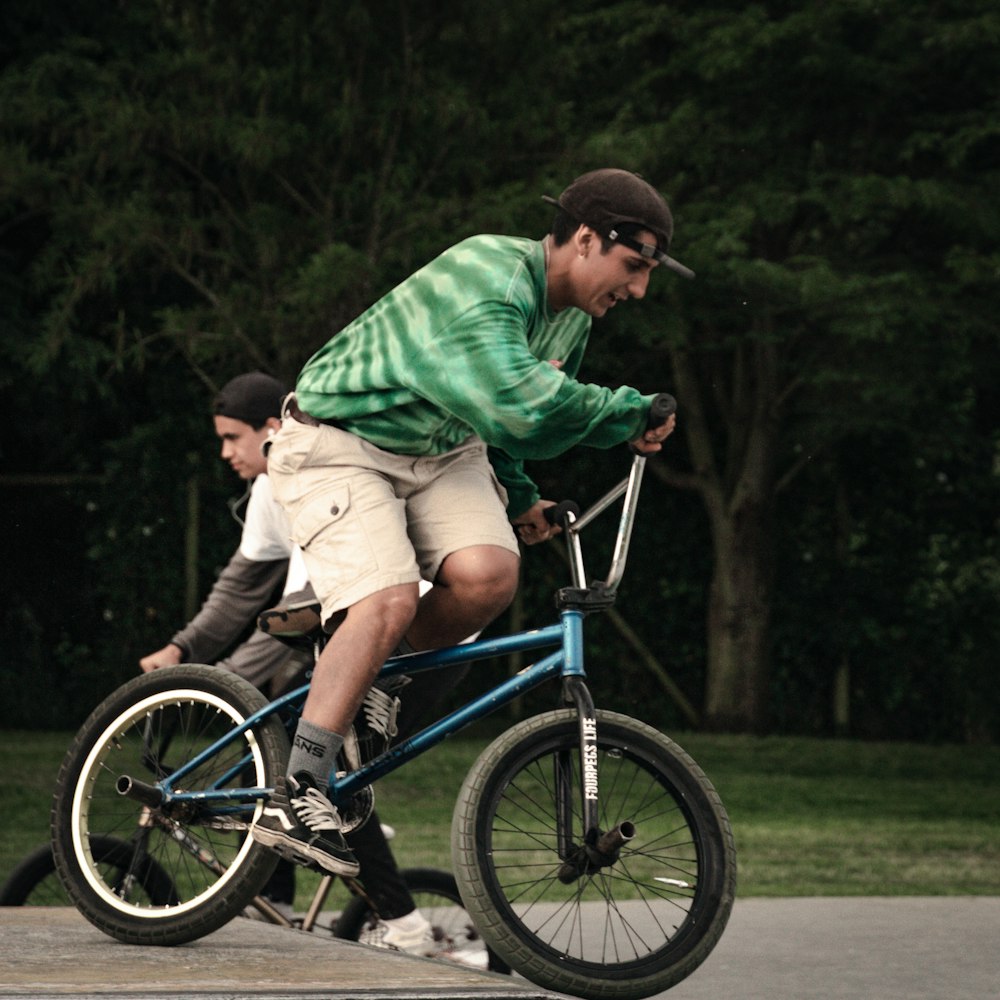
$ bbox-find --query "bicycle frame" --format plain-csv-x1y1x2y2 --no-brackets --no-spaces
122,454,654,852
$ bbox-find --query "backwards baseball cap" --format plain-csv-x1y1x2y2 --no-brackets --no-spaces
212,372,287,426
542,168,695,279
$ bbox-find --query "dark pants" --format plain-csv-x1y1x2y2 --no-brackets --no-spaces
346,662,470,918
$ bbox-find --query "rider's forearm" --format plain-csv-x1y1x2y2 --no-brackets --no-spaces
170,551,288,664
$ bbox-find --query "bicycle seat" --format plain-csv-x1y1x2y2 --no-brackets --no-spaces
257,599,324,651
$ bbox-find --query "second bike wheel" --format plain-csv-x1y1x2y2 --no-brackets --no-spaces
452,709,737,1000
335,867,510,974
51,665,289,945
0,837,176,907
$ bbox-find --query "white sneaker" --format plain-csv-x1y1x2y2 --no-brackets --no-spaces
360,911,490,970
361,911,441,955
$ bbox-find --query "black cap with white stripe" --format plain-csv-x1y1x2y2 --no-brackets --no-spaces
542,168,694,279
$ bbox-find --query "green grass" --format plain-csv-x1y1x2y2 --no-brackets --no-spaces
3,728,999,901
677,732,1000,896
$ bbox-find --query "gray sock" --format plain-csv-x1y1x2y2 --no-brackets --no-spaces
288,718,344,787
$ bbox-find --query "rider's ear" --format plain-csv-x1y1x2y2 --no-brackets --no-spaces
576,227,595,259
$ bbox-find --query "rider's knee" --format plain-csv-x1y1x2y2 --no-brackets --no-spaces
439,547,520,614
355,584,420,636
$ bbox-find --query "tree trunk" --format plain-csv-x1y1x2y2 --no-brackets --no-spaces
703,500,775,732
654,338,782,732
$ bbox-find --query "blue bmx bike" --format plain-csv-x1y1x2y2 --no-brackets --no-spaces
51,396,736,1000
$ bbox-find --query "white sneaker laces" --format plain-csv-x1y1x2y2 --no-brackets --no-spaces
340,684,403,775
290,785,343,832
362,685,400,740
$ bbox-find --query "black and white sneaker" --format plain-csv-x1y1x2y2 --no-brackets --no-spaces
252,771,360,877
341,680,406,771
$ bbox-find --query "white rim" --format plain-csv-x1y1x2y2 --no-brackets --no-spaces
71,687,264,918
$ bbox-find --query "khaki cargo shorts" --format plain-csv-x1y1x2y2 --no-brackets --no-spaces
266,416,519,625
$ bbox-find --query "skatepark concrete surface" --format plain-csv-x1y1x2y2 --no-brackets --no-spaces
0,905,560,1000
2,897,999,1000
661,896,1000,1000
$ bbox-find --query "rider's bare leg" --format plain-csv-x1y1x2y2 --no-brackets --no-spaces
302,582,420,734
406,545,519,651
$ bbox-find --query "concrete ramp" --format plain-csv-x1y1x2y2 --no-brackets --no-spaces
0,906,563,999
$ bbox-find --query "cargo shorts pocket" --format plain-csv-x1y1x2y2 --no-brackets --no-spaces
290,485,351,549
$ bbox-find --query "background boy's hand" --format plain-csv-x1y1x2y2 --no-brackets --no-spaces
139,643,184,673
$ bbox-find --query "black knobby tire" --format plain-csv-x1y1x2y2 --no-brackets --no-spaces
452,709,737,1000
0,838,176,907
335,866,511,975
51,665,289,946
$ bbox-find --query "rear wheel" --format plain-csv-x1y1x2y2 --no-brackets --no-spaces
51,665,289,945
453,709,736,1000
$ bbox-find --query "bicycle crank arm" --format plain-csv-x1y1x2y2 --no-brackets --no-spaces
247,894,295,926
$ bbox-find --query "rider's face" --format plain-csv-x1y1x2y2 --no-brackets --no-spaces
569,228,660,318
214,415,272,479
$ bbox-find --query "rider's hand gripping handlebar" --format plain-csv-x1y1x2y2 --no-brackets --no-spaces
646,392,677,429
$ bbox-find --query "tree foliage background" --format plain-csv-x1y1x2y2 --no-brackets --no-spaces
2,0,997,740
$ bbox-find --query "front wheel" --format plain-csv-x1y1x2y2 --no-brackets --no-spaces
51,665,289,945
453,710,736,1000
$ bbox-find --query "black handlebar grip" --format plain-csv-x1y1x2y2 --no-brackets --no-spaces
543,500,581,527
647,393,677,430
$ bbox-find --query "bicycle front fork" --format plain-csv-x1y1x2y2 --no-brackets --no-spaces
556,676,635,883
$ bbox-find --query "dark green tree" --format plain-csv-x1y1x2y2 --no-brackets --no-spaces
2,0,996,738
554,0,999,731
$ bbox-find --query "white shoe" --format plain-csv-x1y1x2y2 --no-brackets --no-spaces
360,911,489,969
361,911,440,955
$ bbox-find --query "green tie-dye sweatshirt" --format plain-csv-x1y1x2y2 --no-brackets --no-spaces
296,234,653,518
